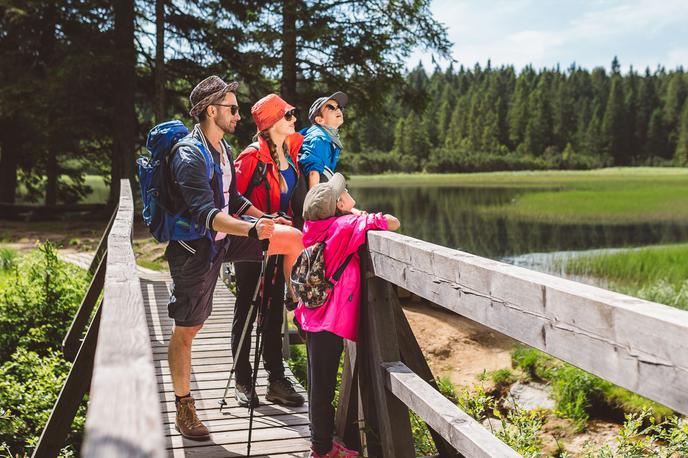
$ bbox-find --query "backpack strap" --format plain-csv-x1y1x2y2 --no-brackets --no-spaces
171,140,214,181
243,142,272,214
330,252,355,284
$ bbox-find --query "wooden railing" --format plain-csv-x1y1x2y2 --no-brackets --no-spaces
32,180,164,458
335,231,688,457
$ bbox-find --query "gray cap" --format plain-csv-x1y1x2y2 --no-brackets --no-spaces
303,173,347,221
308,91,348,124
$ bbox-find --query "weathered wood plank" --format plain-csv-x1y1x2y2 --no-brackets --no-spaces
82,180,165,457
63,254,106,361
368,231,688,415
383,362,520,458
359,249,415,458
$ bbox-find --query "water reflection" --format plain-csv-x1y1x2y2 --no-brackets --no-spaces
351,186,688,259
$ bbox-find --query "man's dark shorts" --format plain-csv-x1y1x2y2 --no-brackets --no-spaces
166,235,264,327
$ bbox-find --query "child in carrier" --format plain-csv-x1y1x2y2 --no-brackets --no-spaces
294,173,400,458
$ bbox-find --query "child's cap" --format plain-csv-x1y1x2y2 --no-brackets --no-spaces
302,173,347,221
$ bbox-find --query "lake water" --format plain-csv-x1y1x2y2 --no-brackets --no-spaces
351,186,688,261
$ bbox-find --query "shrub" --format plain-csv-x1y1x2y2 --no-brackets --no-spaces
0,242,89,361
0,247,17,272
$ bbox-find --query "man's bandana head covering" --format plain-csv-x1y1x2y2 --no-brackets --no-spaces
251,93,295,132
189,75,239,120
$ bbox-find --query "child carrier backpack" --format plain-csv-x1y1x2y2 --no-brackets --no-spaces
290,242,354,308
136,120,215,243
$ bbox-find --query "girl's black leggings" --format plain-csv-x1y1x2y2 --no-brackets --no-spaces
306,330,344,455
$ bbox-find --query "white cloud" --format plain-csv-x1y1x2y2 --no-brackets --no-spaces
410,0,688,72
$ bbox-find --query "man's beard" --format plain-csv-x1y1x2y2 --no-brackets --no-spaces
217,119,235,134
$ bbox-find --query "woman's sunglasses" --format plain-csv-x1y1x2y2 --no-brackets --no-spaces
212,103,239,116
284,109,298,121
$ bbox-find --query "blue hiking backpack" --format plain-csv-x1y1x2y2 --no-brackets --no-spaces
136,120,215,243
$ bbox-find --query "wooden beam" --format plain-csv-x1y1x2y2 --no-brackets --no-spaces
82,180,165,457
382,362,520,458
359,249,415,458
392,295,462,458
368,231,688,415
88,208,117,276
32,303,102,458
63,254,106,361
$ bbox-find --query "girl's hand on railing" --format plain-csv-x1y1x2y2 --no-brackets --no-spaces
384,214,400,231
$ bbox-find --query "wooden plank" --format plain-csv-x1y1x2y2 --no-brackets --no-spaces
383,362,520,458
82,180,165,457
392,293,462,458
359,249,415,458
88,206,117,275
168,437,311,457
32,304,102,458
368,231,688,415
63,254,107,361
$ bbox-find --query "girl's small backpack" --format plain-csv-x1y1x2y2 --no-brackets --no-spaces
290,242,354,308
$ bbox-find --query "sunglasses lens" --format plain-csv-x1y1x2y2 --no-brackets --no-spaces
285,109,297,120
230,106,238,115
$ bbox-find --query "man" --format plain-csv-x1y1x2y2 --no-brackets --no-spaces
298,91,348,188
166,75,303,441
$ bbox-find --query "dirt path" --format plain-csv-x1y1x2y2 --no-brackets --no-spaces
402,301,515,387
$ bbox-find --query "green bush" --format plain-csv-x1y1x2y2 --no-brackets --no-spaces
550,365,604,431
0,242,89,361
0,348,85,455
287,344,308,390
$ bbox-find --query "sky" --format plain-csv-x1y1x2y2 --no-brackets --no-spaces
408,0,688,73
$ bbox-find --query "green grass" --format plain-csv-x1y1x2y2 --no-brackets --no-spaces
564,243,688,310
512,346,674,430
566,243,688,286
350,167,688,225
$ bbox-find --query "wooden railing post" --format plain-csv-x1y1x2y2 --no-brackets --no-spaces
335,340,362,451
63,254,107,361
358,245,415,458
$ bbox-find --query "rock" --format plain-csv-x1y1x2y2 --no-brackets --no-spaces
505,381,555,412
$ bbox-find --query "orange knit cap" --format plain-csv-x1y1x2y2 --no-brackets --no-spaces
251,94,295,132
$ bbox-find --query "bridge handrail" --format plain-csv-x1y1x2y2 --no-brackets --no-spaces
338,231,688,458
81,180,165,457
367,231,688,416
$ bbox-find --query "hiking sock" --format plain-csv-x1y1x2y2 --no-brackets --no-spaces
175,392,191,407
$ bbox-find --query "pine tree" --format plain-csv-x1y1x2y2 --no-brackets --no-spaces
674,99,688,166
602,77,628,165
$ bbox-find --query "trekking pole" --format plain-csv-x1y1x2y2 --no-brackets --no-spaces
218,239,270,412
246,254,281,457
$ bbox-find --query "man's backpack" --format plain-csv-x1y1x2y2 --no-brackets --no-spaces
136,120,214,243
290,242,354,308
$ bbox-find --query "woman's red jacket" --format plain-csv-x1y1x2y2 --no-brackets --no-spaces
234,132,304,216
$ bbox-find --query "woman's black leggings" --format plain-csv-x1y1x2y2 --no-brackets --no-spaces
231,259,285,386
306,330,344,455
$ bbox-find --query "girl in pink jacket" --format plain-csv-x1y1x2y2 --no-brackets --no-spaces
294,173,400,458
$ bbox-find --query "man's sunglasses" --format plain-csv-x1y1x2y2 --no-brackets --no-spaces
324,103,343,112
212,104,239,115
284,109,298,121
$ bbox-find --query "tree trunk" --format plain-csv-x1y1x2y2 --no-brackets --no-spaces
44,1,59,206
110,0,137,203
280,0,297,104
154,0,166,123
0,141,18,204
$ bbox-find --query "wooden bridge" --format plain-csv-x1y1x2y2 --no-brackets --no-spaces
32,180,688,457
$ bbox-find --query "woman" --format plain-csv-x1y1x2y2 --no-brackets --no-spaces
232,94,305,408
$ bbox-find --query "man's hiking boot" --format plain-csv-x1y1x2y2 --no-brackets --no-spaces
266,376,305,407
175,396,210,441
235,383,259,408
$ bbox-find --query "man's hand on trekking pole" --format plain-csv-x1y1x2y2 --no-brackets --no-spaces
264,212,292,226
